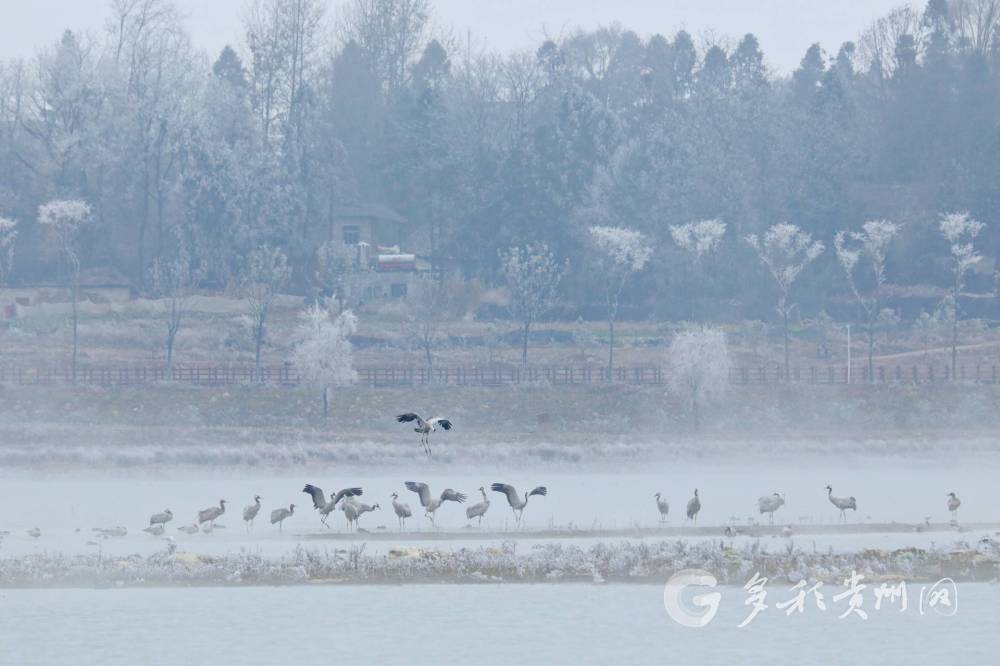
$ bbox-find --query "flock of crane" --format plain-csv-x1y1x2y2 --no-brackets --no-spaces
653,486,963,529
131,480,550,537
9,412,969,541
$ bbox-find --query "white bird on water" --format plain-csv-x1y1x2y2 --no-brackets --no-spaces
491,483,547,526
654,493,670,523
391,492,412,530
404,482,466,525
826,486,856,522
243,495,262,531
947,492,961,521
270,504,295,531
686,489,701,525
149,509,173,528
198,499,227,527
395,413,453,456
143,524,165,536
465,487,491,527
757,493,785,525
177,524,199,535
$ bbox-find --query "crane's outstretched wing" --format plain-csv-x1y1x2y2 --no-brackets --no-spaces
396,413,427,428
405,481,432,507
440,489,467,504
528,486,547,498
491,483,519,507
332,487,363,505
302,484,327,510
428,417,452,430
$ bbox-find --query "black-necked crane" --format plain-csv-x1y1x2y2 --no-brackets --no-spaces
270,504,295,531
654,493,670,523
391,492,412,530
302,484,363,527
947,492,961,521
149,509,173,528
404,481,466,525
243,496,262,531
826,485,856,522
395,413,452,456
491,483,546,526
757,493,785,525
465,487,491,527
198,499,227,527
341,499,379,531
686,489,701,525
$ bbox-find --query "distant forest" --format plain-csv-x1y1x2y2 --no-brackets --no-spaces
1,0,999,322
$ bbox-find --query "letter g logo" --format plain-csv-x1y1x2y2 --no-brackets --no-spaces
663,568,721,628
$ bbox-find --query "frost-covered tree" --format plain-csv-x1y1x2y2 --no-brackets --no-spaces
148,248,201,373
834,219,900,380
240,245,291,378
670,219,726,319
589,225,652,373
668,327,730,430
938,212,985,378
38,200,91,383
670,219,727,259
500,242,566,367
291,300,357,418
744,223,824,378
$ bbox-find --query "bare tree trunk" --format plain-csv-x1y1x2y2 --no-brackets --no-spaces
255,321,264,381
71,268,79,385
782,308,789,380
521,320,530,367
951,278,960,380
608,316,615,377
867,317,875,382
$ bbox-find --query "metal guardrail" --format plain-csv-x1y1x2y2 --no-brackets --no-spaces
0,363,997,386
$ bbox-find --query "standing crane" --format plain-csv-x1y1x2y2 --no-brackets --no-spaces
243,496,262,532
391,492,413,530
947,492,961,521
270,504,295,531
395,413,452,456
197,500,227,527
149,509,173,529
490,483,547,527
757,493,786,525
686,489,701,525
826,486,856,522
465,487,491,527
341,498,380,531
404,481,466,525
654,493,670,523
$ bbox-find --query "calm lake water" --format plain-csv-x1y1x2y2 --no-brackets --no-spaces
0,583,995,665
2,461,999,558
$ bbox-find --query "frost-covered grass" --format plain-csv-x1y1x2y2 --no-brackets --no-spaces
1,538,997,588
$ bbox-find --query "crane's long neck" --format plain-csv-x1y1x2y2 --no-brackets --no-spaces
481,489,488,502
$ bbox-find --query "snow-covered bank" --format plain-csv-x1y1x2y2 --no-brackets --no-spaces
1,538,998,588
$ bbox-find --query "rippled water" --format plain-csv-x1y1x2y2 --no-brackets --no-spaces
0,583,995,665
